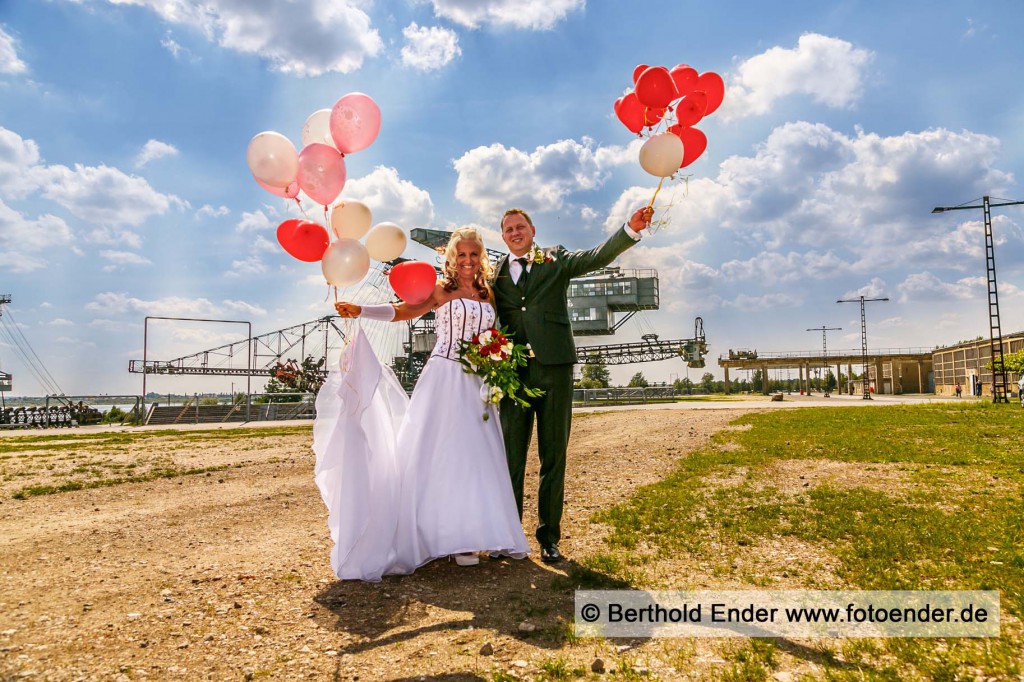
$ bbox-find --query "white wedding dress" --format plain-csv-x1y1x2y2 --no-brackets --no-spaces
313,298,530,582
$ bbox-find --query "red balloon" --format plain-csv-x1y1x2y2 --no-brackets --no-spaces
697,71,725,115
669,64,699,97
644,106,667,126
635,66,678,109
277,219,329,262
632,64,649,85
388,260,437,304
675,91,707,127
614,92,646,134
668,125,708,168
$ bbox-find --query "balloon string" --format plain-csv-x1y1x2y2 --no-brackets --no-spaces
648,177,666,208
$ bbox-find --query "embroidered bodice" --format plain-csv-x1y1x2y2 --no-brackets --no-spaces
431,298,496,360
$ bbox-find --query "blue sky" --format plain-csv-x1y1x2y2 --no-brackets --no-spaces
2,0,1024,396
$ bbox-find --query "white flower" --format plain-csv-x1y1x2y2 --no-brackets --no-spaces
479,330,493,344
479,383,504,404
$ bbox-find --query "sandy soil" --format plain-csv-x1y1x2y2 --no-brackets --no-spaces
0,407,754,681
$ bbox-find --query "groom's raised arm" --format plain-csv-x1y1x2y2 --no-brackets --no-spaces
560,206,652,279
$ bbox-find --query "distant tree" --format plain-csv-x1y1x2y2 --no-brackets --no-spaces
751,369,764,393
627,372,649,388
673,377,694,392
826,370,837,391
986,350,1024,374
700,372,716,393
581,354,611,388
258,377,302,404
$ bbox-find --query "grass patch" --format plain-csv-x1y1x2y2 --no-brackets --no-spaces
591,403,1024,679
11,464,232,499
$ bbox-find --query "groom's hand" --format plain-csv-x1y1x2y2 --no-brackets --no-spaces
628,206,654,232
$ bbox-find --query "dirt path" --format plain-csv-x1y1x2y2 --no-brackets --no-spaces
0,407,752,681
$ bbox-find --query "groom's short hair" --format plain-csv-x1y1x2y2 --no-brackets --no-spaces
501,208,533,228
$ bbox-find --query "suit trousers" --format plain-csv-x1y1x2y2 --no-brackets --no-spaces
500,361,574,547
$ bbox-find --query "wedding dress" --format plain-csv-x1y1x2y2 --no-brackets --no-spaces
313,298,530,582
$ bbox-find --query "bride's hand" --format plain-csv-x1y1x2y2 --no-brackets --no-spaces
335,302,362,318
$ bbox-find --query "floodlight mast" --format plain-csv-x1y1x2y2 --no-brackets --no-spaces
836,296,889,399
932,196,1024,403
806,326,842,397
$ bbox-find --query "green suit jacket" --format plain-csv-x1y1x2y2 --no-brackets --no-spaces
493,226,638,365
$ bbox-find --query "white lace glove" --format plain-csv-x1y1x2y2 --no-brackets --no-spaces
359,304,396,321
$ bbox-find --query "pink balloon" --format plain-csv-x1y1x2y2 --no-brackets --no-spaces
255,176,300,199
296,143,347,206
330,93,382,154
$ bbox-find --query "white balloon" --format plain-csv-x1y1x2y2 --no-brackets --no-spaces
246,131,299,187
321,239,370,287
330,200,373,240
639,132,684,178
301,109,336,150
365,222,407,262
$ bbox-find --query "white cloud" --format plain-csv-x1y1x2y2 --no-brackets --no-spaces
236,208,276,232
723,292,805,312
85,292,266,318
38,162,184,226
196,204,231,219
0,25,27,75
840,277,890,300
223,300,267,317
48,318,74,327
401,23,460,71
112,0,383,76
225,255,268,278
723,33,874,120
454,138,634,218
892,272,1020,304
0,198,73,273
100,250,154,272
427,0,584,29
86,227,143,249
720,250,854,285
253,235,278,253
0,126,42,199
135,139,179,168
342,166,435,229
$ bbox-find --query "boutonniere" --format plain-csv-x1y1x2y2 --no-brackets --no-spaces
529,244,555,265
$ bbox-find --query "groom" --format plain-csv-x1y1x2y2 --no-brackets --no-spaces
493,206,652,563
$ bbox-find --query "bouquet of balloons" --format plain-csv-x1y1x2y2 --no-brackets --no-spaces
245,93,413,294
614,64,725,179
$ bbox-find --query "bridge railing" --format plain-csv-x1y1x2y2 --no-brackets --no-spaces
720,347,935,361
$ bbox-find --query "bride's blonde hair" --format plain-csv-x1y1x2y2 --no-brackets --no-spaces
442,227,494,300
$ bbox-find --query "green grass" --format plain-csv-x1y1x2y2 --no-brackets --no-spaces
588,403,1024,679
10,464,233,499
0,424,312,454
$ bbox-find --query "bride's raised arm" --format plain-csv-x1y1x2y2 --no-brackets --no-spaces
335,284,446,322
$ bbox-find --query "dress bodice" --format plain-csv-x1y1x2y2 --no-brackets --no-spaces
431,298,496,360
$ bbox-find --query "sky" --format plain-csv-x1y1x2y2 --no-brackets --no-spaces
2,0,1024,397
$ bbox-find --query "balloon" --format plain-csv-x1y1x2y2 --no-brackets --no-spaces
301,109,336,149
296,143,347,206
675,91,707,127
321,239,370,287
697,71,725,115
276,219,329,262
255,176,300,199
388,261,437,304
635,66,678,109
614,92,646,134
246,131,299,188
632,63,649,85
638,133,684,178
644,106,667,127
330,200,373,240
330,92,382,154
669,125,708,168
365,222,407,262
669,64,699,97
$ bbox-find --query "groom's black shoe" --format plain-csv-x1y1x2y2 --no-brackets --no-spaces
540,543,563,564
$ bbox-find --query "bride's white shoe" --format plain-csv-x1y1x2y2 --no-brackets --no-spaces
453,552,480,566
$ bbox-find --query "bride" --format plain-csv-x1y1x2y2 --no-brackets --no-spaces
313,227,530,582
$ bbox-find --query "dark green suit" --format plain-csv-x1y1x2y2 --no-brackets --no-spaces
494,226,639,547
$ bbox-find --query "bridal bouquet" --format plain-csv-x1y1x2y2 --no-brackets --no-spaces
456,327,544,420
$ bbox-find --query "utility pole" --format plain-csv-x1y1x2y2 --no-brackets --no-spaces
837,296,889,399
806,326,841,397
932,196,1024,403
